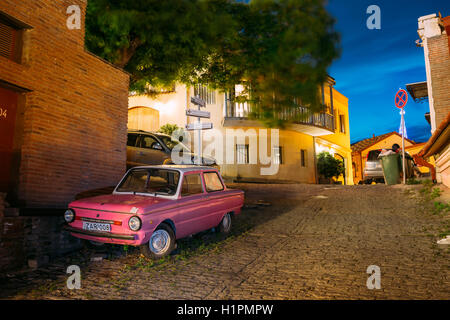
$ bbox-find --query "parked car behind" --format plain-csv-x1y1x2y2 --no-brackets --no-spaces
64,166,244,259
126,130,217,169
363,148,416,184
363,149,384,184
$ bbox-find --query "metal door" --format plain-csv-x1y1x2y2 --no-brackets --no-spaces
0,87,19,192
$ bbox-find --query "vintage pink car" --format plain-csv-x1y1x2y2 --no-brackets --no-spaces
64,165,244,259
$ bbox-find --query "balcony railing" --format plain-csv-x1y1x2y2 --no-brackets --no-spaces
224,95,335,132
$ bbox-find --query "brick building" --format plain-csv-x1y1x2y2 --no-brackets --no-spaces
407,13,450,187
0,1,129,270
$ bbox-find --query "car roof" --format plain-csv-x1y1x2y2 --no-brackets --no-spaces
128,130,169,137
130,165,217,173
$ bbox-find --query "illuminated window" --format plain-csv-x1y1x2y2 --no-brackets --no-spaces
273,146,282,165
236,144,249,164
339,115,346,133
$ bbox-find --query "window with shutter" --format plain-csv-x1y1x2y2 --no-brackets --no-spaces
0,11,31,63
0,22,15,60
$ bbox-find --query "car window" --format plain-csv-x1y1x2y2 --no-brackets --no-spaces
140,135,159,149
204,172,224,192
117,170,149,193
157,135,191,153
116,169,180,195
127,133,139,147
181,174,203,197
368,150,381,161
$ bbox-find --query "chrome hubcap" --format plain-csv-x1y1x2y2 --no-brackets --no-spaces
149,230,170,254
222,214,231,230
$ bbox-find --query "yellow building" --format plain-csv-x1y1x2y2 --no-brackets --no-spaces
129,78,354,185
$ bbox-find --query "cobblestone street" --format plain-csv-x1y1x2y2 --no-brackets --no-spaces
1,183,449,300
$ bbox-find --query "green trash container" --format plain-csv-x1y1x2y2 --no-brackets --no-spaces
380,153,401,185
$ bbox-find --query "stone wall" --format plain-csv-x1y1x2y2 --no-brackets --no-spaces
0,215,81,272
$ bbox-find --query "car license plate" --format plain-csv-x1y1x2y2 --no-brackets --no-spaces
82,221,111,232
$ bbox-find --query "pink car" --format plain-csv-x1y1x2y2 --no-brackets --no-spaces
64,165,244,259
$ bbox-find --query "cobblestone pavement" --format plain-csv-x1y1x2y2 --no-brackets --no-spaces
1,183,449,299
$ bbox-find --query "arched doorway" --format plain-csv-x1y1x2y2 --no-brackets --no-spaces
127,106,160,132
334,153,346,185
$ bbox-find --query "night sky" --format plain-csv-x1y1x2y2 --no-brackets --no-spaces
326,0,450,143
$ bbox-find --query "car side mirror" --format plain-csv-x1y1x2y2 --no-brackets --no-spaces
152,143,163,150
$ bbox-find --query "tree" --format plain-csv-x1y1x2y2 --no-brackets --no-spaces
86,0,339,126
317,152,344,180
157,124,181,136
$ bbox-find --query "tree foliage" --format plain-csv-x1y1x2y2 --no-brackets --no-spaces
317,152,344,179
157,123,181,136
86,0,340,126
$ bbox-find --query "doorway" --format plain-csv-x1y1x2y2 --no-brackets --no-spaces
0,86,19,192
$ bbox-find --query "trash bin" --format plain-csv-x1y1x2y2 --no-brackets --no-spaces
380,153,401,185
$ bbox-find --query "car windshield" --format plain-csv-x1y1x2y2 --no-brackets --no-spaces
368,150,381,161
116,169,180,196
157,135,191,152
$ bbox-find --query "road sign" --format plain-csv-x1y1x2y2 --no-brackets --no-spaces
190,96,206,108
185,122,213,131
395,89,408,109
394,89,408,184
186,109,210,119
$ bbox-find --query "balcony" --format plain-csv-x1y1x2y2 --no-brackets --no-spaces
223,98,335,136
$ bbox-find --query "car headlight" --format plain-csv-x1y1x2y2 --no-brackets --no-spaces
128,216,142,231
64,209,75,223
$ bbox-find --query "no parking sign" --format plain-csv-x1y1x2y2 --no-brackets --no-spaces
395,89,408,184
395,89,408,109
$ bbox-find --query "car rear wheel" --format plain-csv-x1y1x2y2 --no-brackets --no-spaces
140,223,175,260
217,213,232,234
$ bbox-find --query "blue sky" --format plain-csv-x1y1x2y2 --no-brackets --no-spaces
326,0,450,143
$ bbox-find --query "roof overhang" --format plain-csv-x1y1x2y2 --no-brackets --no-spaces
420,112,450,158
406,81,428,102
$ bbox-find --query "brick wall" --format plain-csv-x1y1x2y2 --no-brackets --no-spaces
0,0,129,208
428,34,450,128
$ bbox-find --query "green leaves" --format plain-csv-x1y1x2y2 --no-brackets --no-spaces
317,152,344,179
86,0,340,126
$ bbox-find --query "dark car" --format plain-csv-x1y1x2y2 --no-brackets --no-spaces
126,130,217,170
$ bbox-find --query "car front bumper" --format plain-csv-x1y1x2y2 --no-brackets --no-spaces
364,167,384,178
63,225,150,245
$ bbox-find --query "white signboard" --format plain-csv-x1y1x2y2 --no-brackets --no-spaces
190,96,206,108
185,122,213,131
186,109,210,119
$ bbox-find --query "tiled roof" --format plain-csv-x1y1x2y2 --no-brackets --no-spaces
351,132,416,153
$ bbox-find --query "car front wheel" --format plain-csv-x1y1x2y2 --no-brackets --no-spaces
140,223,176,260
